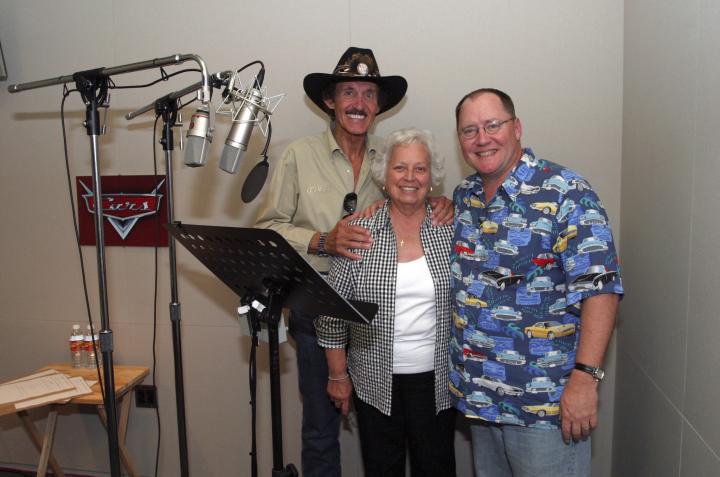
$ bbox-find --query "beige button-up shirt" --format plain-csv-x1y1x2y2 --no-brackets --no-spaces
255,128,385,272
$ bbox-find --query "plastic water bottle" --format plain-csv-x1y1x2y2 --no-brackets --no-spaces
69,324,84,368
84,325,99,368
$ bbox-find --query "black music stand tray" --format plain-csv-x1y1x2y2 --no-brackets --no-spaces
167,223,377,477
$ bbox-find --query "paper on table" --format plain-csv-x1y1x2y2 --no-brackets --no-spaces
5,369,59,384
14,376,93,411
0,373,75,405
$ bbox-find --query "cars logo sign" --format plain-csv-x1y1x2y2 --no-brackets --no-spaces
77,175,168,247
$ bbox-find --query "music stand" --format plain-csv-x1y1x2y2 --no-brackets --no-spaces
166,223,377,477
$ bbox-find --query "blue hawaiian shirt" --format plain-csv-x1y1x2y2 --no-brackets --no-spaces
449,148,624,428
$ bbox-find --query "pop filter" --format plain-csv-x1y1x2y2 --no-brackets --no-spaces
241,159,269,203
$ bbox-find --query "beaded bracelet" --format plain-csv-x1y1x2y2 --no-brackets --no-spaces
328,374,349,382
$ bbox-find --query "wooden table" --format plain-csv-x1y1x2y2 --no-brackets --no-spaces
18,363,149,477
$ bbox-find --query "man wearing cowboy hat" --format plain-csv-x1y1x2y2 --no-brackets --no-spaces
256,47,451,476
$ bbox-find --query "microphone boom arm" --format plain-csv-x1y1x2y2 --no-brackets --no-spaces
8,53,211,104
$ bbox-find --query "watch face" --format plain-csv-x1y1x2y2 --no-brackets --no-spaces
595,368,605,381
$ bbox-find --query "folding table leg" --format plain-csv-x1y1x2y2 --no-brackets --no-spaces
18,408,65,477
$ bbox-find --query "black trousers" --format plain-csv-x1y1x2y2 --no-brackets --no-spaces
354,371,456,477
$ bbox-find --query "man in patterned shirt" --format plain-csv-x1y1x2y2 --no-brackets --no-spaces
449,88,623,477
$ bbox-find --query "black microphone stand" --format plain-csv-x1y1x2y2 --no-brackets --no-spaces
8,54,210,477
154,95,190,477
73,68,122,477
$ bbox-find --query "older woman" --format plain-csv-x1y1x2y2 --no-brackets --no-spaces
316,128,455,477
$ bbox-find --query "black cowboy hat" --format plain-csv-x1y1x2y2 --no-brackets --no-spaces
303,47,408,115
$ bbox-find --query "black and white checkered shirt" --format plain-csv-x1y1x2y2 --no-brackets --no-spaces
316,200,453,416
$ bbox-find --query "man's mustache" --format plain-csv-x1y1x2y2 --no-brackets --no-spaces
345,108,367,116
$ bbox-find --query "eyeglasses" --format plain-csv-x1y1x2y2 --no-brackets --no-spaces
343,192,358,217
459,118,516,140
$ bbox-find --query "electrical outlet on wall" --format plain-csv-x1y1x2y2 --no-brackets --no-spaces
135,384,157,408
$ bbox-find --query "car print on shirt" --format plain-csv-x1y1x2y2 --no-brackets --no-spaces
454,241,474,256
521,402,560,418
466,244,490,262
526,276,554,293
487,197,507,214
530,201,558,215
542,175,571,194
532,253,558,269
495,413,526,426
502,213,527,230
577,236,609,254
478,266,524,290
556,199,576,223
494,239,519,256
568,177,591,192
453,310,468,329
458,210,474,226
553,225,578,253
496,349,527,366
529,217,553,236
525,376,558,394
456,290,488,308
524,321,576,340
449,381,464,398
472,375,525,397
451,262,462,280
466,330,495,349
568,264,618,292
548,297,567,315
537,349,568,368
491,305,523,321
529,420,559,430
519,182,541,195
463,344,488,362
481,220,499,234
467,391,494,408
579,209,606,226
463,195,485,209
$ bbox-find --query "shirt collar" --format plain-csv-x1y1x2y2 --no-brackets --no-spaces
325,126,377,160
372,199,434,232
468,148,535,204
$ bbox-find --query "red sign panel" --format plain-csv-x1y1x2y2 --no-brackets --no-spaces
77,175,168,247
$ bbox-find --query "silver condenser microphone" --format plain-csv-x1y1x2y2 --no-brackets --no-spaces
184,104,212,167
219,87,264,174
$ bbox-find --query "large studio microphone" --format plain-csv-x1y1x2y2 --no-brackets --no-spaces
219,84,264,174
184,104,212,167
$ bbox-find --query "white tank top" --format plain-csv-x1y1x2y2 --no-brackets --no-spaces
393,255,436,374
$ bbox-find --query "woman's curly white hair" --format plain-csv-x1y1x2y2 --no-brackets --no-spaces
371,127,445,188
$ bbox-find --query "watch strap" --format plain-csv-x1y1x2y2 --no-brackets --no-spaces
574,362,605,381
317,232,329,257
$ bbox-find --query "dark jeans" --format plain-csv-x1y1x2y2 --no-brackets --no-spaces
354,371,457,477
289,310,342,477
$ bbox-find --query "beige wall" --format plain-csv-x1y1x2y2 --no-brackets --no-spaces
0,1,624,475
615,0,720,475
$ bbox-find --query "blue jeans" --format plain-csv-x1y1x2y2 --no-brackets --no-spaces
289,310,342,477
469,420,591,477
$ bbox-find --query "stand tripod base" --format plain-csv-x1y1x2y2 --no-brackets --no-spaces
272,463,298,477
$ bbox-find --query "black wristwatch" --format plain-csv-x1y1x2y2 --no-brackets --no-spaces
317,232,329,257
574,362,605,382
